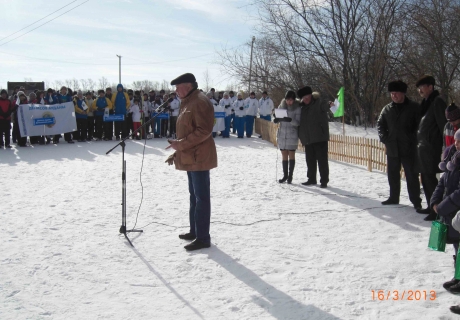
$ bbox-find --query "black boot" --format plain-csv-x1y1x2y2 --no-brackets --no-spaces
279,160,288,183
287,159,295,184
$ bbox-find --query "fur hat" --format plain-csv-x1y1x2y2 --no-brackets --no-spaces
446,103,460,122
416,75,435,88
388,80,408,93
170,73,196,85
297,86,312,99
439,145,456,171
285,90,296,100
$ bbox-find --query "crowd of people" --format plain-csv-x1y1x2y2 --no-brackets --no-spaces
376,75,460,315
0,85,278,148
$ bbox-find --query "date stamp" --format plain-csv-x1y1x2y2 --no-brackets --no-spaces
371,290,436,301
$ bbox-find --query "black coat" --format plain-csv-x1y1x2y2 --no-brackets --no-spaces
417,90,447,173
298,92,330,146
377,97,419,158
431,160,460,244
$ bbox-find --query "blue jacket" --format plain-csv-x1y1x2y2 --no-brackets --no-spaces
74,98,87,119
44,94,58,105
58,94,73,104
431,152,460,244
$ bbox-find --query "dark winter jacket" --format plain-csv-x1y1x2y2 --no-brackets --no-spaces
276,99,301,150
431,149,460,244
298,92,330,146
377,97,420,158
417,90,447,173
0,97,13,121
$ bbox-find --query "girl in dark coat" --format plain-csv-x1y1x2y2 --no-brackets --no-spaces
432,130,460,293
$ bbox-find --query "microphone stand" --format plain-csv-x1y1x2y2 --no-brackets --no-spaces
106,104,171,247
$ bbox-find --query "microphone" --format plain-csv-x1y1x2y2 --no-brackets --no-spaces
155,97,174,112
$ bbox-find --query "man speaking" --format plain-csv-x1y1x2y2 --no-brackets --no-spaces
165,73,217,251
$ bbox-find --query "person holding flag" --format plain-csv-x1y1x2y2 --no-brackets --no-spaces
298,86,331,188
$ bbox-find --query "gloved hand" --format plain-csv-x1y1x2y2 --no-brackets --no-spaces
274,117,292,123
225,105,230,108
165,153,175,166
239,107,244,110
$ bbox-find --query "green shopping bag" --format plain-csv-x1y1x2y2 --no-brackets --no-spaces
455,245,460,280
428,218,448,252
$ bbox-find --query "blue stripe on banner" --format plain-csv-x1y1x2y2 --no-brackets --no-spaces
34,117,55,126
214,112,225,118
152,113,169,119
103,115,125,122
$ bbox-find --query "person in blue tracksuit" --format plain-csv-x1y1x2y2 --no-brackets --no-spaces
232,92,246,138
74,90,88,141
219,92,233,138
111,84,130,140
229,91,237,133
244,91,259,138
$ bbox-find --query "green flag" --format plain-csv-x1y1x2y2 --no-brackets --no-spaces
332,87,344,118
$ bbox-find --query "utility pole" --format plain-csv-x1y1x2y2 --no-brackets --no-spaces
116,55,122,84
248,36,255,94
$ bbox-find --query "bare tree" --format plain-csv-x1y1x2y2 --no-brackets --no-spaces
80,79,88,91
87,79,96,92
72,78,80,91
98,77,109,90
202,69,211,92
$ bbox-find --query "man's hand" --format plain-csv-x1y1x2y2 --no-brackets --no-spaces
165,153,175,165
433,204,438,214
166,139,179,150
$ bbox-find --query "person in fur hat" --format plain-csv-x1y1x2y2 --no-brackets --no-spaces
274,90,301,183
415,75,448,221
377,80,422,210
297,86,330,188
431,130,460,297
444,102,460,149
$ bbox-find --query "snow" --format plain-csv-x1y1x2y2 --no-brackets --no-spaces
1,132,458,319
329,121,379,140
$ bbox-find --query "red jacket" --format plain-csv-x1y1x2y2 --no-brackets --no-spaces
0,98,12,121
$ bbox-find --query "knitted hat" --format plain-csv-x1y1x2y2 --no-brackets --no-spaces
297,86,312,99
285,90,296,100
1,89,7,96
439,145,456,171
447,150,460,171
388,80,408,93
446,103,460,122
416,75,435,88
170,73,196,85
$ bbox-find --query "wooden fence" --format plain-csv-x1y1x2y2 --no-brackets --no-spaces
255,118,388,173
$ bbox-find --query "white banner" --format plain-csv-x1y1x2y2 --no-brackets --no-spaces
18,102,77,136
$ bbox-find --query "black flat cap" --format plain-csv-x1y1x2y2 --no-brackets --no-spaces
388,80,408,93
416,75,435,87
170,73,196,85
297,86,312,99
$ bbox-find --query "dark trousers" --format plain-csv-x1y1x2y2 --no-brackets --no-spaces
0,120,11,146
387,155,421,206
114,120,126,139
13,115,26,146
160,119,168,137
187,170,211,244
304,141,329,184
87,116,95,139
76,118,88,140
170,116,177,136
421,172,439,208
95,115,104,139
103,120,113,139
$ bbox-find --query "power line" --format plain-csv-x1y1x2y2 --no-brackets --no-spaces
0,0,78,42
0,0,91,47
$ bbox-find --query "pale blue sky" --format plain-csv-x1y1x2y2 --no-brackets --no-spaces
0,0,255,91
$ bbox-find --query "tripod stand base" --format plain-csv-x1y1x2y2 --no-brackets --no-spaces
120,225,143,247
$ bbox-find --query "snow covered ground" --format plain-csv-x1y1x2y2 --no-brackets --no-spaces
1,126,459,319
